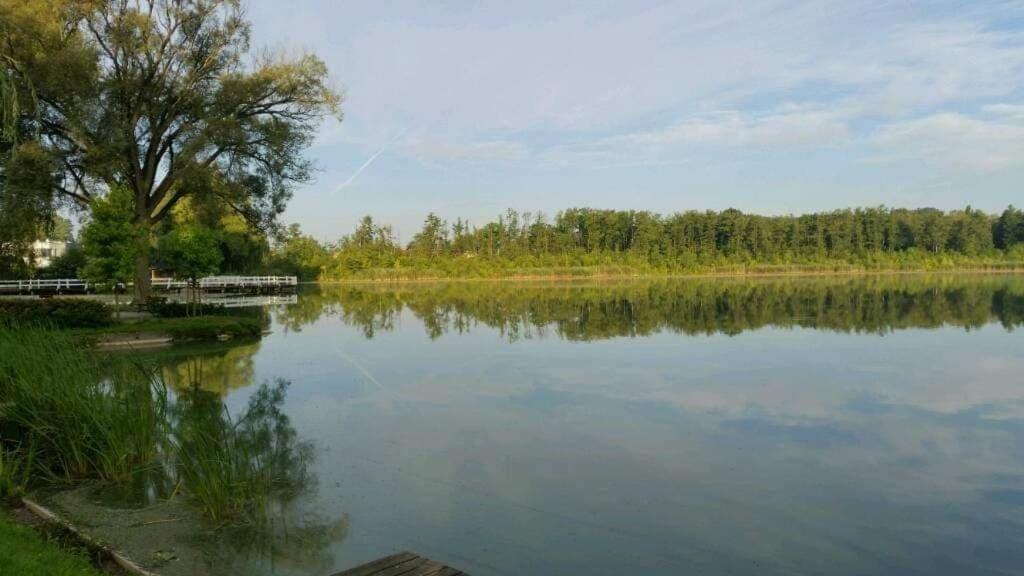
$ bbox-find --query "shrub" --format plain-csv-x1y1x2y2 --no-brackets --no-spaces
0,299,112,328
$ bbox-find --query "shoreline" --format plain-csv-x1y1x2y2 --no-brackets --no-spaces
309,265,1024,285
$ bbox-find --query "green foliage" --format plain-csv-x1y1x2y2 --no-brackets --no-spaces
36,243,85,280
163,196,269,274
153,225,223,280
0,142,57,278
0,515,104,576
0,298,112,328
0,0,341,293
996,206,1024,249
0,444,31,500
80,188,147,285
318,207,1024,280
264,223,328,280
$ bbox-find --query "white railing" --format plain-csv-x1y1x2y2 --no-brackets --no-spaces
0,276,297,294
151,275,298,290
0,279,91,293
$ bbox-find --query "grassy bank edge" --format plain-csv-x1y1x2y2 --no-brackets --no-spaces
0,506,106,576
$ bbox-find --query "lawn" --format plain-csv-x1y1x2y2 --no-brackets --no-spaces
0,513,102,576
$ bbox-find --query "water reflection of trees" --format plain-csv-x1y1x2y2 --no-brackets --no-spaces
172,380,314,519
170,378,349,571
279,276,1024,341
155,342,261,394
167,377,348,569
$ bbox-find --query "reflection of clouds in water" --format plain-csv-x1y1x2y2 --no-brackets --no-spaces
201,277,1024,575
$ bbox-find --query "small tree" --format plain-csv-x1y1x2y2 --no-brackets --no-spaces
81,188,147,316
154,225,223,315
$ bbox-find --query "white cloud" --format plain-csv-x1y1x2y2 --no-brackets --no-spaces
872,112,1024,171
249,0,1024,227
285,2,1024,142
400,137,529,163
624,110,850,149
982,102,1024,120
542,107,850,167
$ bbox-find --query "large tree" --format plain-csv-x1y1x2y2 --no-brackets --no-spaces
0,0,340,298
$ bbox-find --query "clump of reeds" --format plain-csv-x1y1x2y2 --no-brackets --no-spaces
0,329,169,485
169,379,313,524
0,329,314,526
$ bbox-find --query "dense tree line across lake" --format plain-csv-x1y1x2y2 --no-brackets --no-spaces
11,205,1024,282
321,206,1024,279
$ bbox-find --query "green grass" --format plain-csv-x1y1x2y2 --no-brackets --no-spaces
0,514,103,576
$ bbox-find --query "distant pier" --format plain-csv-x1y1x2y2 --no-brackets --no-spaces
0,279,92,295
151,275,298,294
0,276,298,296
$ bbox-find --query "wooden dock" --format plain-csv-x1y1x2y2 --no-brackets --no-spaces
333,552,468,576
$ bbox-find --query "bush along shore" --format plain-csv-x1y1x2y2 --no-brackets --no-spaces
0,298,265,345
0,329,322,572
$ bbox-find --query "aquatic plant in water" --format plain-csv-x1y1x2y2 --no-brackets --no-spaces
0,329,168,485
169,379,316,524
0,328,317,528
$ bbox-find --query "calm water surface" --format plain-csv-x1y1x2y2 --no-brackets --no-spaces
165,275,1024,575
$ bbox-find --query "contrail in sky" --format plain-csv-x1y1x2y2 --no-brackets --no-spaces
334,144,389,194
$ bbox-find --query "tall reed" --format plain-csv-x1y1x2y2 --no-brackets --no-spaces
0,329,168,485
0,329,313,525
169,380,313,524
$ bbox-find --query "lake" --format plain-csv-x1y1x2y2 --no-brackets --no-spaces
155,275,1024,575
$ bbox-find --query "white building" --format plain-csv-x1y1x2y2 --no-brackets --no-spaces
28,239,68,269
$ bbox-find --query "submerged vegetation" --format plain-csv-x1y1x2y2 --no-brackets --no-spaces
0,330,313,526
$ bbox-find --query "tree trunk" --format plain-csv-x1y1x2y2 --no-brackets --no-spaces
134,250,152,305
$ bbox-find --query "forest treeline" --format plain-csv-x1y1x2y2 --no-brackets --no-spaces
319,206,1024,279
276,276,1024,340
16,205,1024,282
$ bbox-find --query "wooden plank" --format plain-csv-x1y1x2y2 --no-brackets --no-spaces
334,552,418,576
420,564,464,576
373,556,431,576
332,552,468,576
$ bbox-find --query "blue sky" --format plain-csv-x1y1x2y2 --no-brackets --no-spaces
247,1,1024,241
